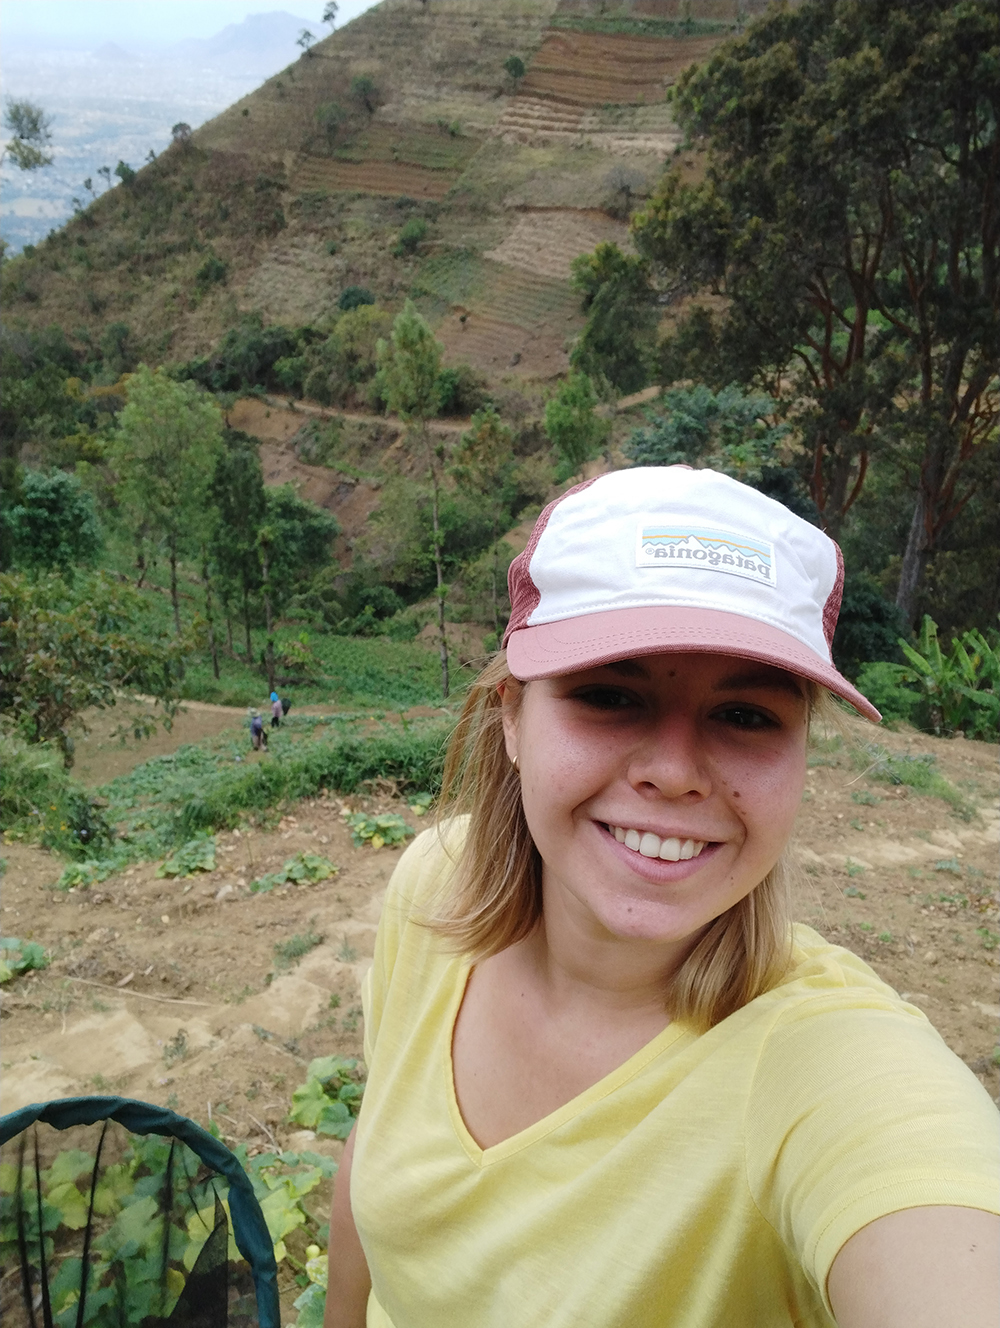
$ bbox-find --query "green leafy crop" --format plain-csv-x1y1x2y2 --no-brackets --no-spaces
288,1055,365,1140
0,936,50,983
156,834,216,878
344,811,414,849
251,852,337,895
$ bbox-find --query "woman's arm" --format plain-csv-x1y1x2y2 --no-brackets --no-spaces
323,1124,372,1328
828,1206,1000,1328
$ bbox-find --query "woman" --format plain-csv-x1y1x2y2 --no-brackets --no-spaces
325,468,998,1328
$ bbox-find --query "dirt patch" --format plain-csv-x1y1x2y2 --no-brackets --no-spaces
522,30,725,105
485,208,633,282
4,720,996,1136
290,157,459,200
434,307,570,379
73,702,248,790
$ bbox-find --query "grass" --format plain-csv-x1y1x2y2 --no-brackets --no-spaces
3,713,453,883
274,924,325,970
853,743,976,819
548,14,735,39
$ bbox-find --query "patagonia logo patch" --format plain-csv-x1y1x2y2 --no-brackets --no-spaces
636,525,775,586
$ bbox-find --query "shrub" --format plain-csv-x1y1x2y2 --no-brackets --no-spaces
855,617,999,740
833,572,907,680
393,217,428,256
2,468,103,573
194,255,227,288
338,286,375,312
504,54,526,81
436,363,488,416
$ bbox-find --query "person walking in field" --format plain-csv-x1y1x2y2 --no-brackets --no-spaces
325,468,998,1328
249,709,267,752
271,691,283,729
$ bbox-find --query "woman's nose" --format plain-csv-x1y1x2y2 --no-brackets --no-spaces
626,713,713,801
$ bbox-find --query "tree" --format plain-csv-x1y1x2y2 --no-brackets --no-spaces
209,431,267,660
111,366,224,635
633,0,999,620
544,372,611,477
376,303,450,696
2,469,103,574
0,570,184,765
297,28,316,55
1,99,53,172
322,2,339,30
569,243,658,394
350,75,378,116
504,55,526,83
602,164,646,219
623,384,811,515
452,406,517,637
171,122,192,146
316,101,345,147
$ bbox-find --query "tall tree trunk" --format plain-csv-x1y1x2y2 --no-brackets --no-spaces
242,582,253,660
168,536,181,635
896,491,930,627
429,440,449,699
201,549,220,680
224,600,235,657
260,536,276,694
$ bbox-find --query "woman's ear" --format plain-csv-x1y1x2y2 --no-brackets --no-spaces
499,679,520,765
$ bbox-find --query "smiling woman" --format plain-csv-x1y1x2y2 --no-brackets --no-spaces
324,468,998,1328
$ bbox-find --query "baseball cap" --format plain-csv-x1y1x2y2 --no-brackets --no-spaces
503,466,880,722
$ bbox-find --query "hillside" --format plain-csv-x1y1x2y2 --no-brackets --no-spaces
2,0,752,387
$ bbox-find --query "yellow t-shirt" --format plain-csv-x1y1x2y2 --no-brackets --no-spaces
354,825,999,1328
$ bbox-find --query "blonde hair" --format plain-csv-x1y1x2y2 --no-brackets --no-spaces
429,654,830,1033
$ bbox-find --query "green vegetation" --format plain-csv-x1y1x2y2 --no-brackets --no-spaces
1,716,450,881
549,14,733,39
545,372,609,477
0,936,50,983
251,851,338,894
273,923,325,970
632,1,998,626
856,618,999,740
1,468,102,572
854,744,975,821
288,1054,365,1139
344,811,414,850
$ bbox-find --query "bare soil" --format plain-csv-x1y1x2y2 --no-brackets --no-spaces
3,715,997,1128
522,31,726,105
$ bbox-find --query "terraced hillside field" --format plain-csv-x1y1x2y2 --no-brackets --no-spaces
521,28,724,105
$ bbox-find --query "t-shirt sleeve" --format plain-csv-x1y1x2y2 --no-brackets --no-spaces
745,1000,1000,1317
361,820,465,1067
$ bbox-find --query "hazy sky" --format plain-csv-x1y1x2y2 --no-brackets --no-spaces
2,0,381,48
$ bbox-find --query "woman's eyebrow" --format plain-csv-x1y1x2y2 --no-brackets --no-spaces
713,669,805,698
603,660,650,679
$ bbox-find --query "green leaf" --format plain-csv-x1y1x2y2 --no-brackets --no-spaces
47,1181,89,1230
288,1077,329,1130
293,1282,327,1326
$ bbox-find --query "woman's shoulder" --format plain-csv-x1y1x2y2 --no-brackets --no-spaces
380,815,470,927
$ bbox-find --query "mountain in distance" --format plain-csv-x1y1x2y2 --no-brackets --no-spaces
166,11,315,71
91,43,134,63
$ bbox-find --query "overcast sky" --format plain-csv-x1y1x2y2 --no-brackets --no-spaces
2,0,381,49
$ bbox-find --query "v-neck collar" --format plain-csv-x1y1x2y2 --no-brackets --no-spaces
443,957,690,1169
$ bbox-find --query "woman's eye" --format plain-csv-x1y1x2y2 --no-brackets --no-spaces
573,686,638,711
713,704,778,730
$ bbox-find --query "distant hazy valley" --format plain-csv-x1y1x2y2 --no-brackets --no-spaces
1,11,312,252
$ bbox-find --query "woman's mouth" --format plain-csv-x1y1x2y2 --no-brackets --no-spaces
606,825,709,862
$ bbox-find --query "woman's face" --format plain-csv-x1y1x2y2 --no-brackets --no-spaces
502,652,809,949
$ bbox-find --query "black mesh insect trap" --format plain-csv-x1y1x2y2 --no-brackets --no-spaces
0,1097,279,1327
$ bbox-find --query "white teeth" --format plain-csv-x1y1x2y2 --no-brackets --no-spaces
611,827,707,862
659,837,681,862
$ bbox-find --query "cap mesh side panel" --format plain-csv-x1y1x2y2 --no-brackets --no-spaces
823,541,845,649
503,478,598,645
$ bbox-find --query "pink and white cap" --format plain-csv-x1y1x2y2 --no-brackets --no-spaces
503,466,880,722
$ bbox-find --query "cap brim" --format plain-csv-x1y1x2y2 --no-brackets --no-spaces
505,606,880,722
